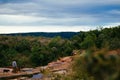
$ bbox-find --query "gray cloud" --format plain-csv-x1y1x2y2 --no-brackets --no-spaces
0,0,120,27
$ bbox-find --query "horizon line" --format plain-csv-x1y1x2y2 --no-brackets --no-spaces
0,24,119,34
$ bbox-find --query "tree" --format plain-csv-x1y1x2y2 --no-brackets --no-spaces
15,39,30,53
80,35,96,49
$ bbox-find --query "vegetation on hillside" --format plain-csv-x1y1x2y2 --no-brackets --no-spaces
0,26,120,80
0,36,73,67
71,26,120,50
1,32,77,39
65,49,120,80
67,25,120,80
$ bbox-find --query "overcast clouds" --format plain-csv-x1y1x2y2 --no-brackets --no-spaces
0,0,120,33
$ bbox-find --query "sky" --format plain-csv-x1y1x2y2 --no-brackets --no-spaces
0,0,120,33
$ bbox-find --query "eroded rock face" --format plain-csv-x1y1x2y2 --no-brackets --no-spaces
53,69,67,74
107,49,120,56
0,68,13,73
60,56,72,62
46,56,72,75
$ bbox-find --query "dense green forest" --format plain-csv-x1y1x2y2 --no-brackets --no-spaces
0,36,73,67
0,26,120,79
65,25,120,80
0,32,77,39
0,26,120,67
71,26,120,50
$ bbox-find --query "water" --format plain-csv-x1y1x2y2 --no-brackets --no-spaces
9,73,43,80
24,69,32,72
32,73,43,79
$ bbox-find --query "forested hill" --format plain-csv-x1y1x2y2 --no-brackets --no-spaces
0,26,120,68
0,32,78,39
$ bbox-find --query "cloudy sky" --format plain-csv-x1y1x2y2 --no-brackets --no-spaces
0,0,120,33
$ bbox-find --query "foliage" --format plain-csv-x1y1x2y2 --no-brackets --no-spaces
65,54,95,80
0,36,73,67
85,50,120,80
1,32,77,39
0,25,120,80
69,49,120,80
71,26,120,50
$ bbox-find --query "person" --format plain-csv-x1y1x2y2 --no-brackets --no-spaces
12,61,17,67
12,61,18,73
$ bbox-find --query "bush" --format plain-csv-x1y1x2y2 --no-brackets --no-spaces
74,50,120,80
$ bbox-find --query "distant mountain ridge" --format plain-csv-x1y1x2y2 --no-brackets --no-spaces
0,32,78,38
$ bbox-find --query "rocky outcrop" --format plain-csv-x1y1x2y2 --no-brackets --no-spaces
47,56,72,74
